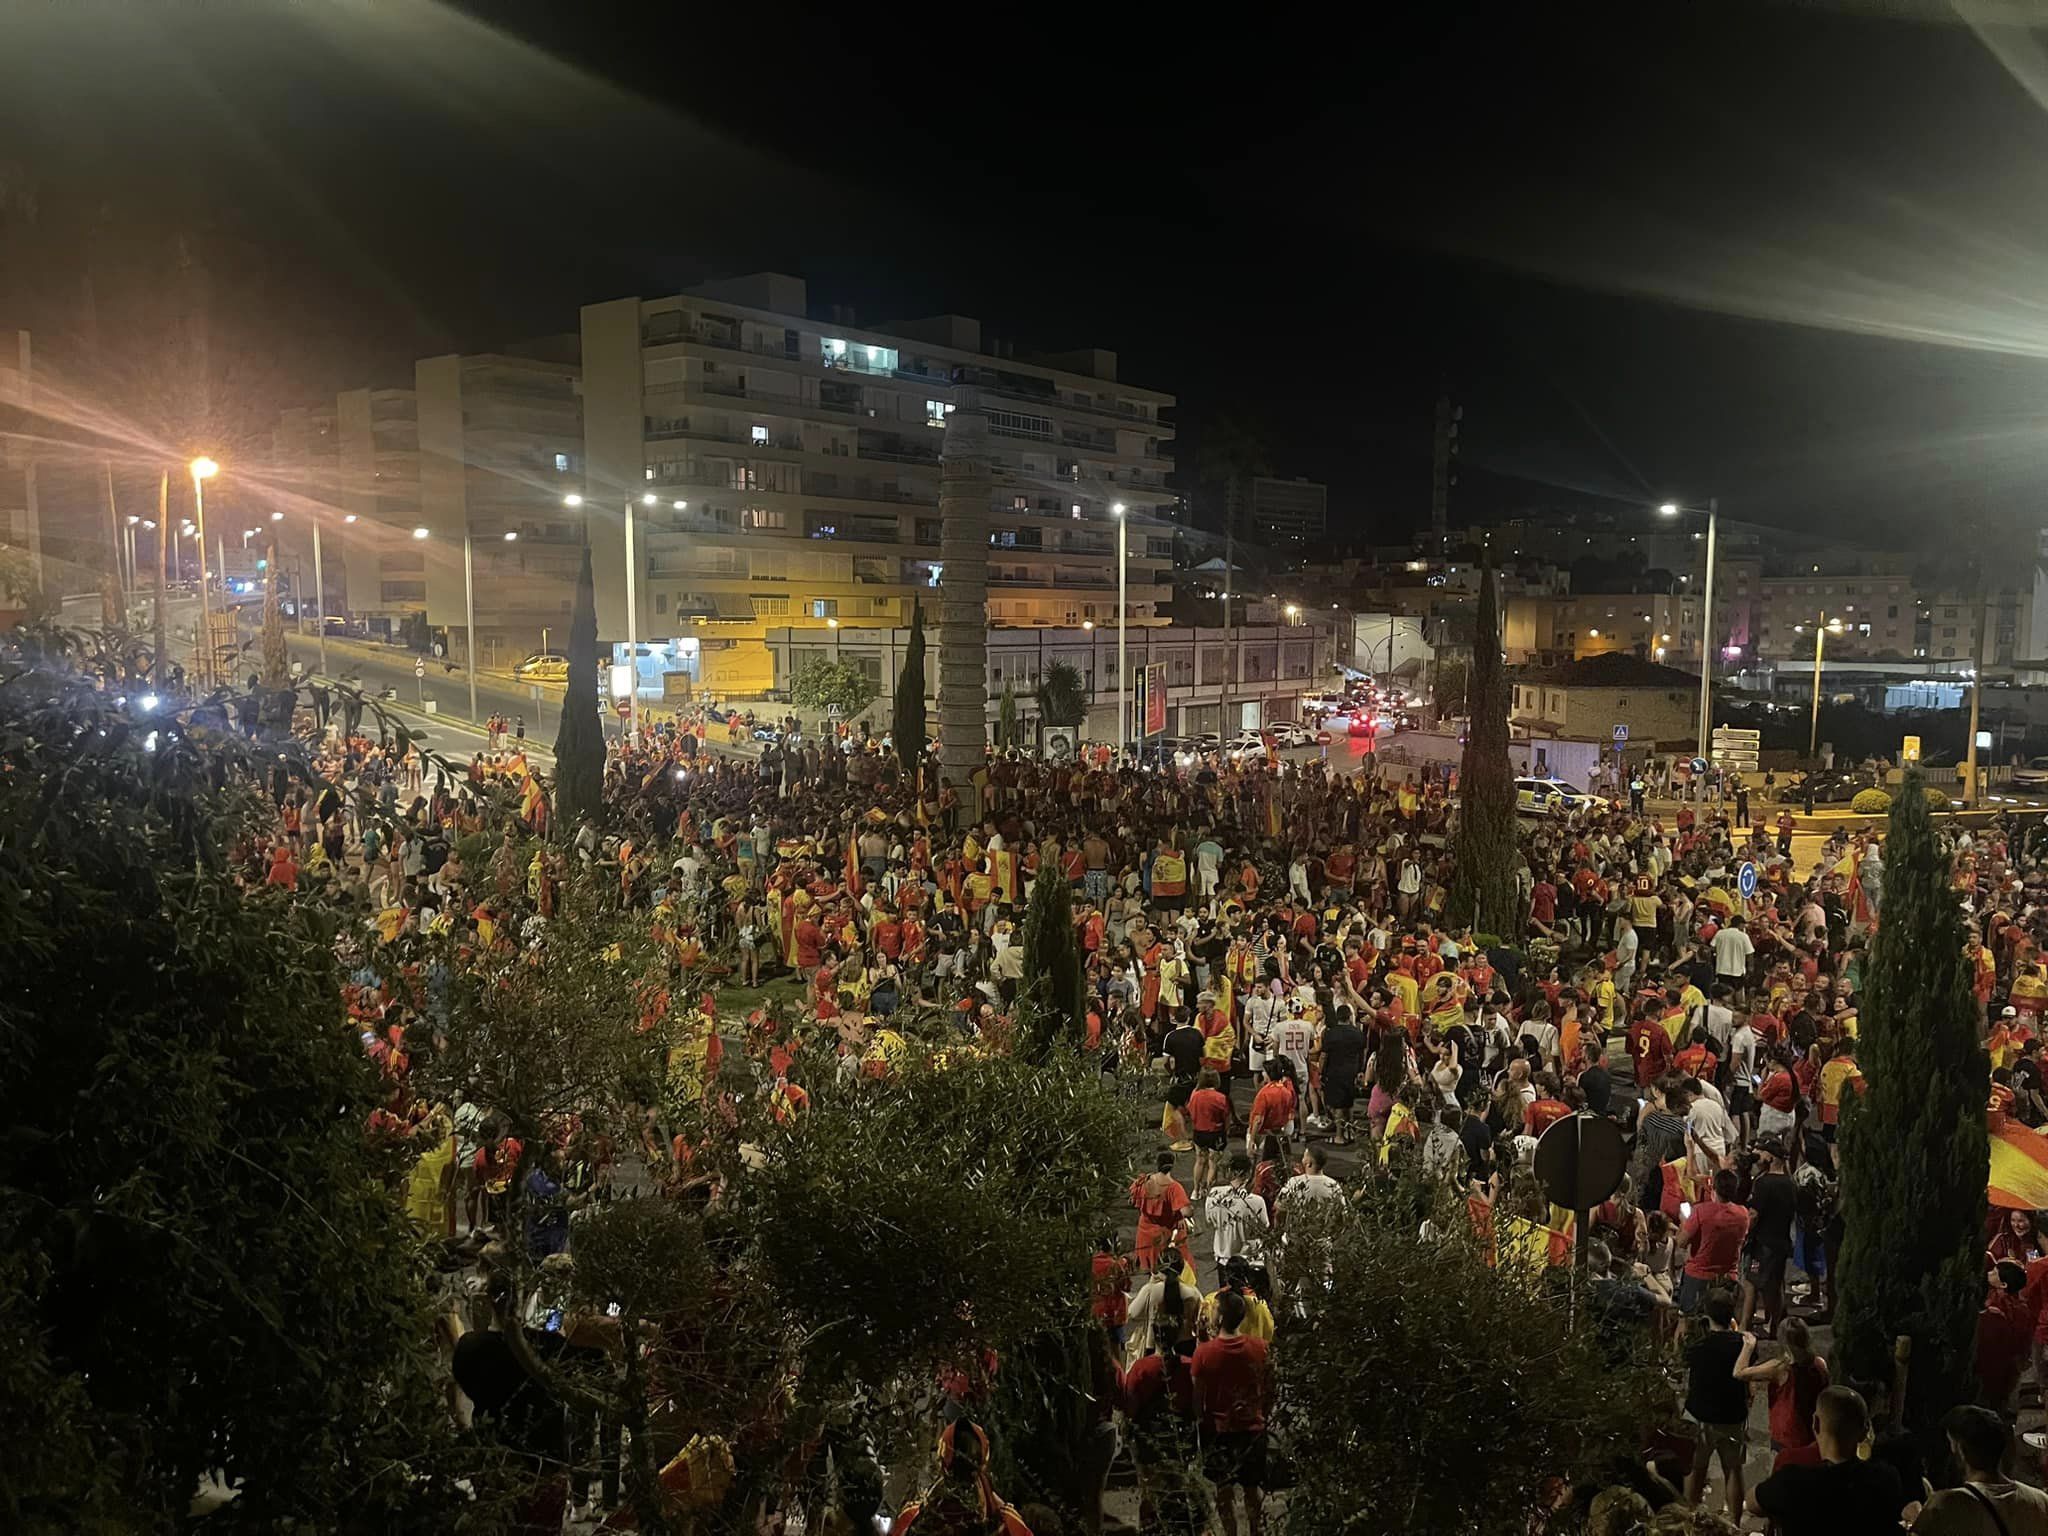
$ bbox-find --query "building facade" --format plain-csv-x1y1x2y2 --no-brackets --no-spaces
579,274,1174,693
1228,475,1327,547
1509,654,1698,746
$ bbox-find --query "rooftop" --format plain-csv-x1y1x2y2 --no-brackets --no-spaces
1513,652,1699,689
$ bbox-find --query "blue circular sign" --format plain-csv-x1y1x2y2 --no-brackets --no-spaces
1738,861,1758,898
1691,756,1709,776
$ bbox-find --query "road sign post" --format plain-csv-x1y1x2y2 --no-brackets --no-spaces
1533,1112,1628,1295
414,654,425,706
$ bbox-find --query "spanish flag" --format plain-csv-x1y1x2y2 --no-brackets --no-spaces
1835,847,1873,929
1266,795,1282,840
1991,1121,2048,1211
991,847,1020,904
845,837,863,899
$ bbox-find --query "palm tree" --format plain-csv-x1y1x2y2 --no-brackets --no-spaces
1034,660,1088,756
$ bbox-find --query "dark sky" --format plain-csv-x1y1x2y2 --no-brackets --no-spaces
8,0,2048,550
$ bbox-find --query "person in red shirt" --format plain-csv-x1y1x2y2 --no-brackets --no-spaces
1191,1289,1272,1536
1674,1026,1719,1083
1523,1074,1573,1138
1976,1263,2033,1414
1187,1071,1231,1192
1678,1168,1751,1311
793,914,824,977
1091,1238,1133,1352
1246,1062,1296,1160
873,911,903,960
265,843,299,890
1627,1007,1675,1087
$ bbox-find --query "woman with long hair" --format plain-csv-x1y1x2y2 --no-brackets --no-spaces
1364,1022,1413,1143
1989,1207,2044,1270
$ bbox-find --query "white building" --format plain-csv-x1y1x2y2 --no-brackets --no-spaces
579,274,1174,696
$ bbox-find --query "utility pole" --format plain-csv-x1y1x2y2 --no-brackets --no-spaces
1430,396,1460,550
152,472,169,684
1965,595,1986,807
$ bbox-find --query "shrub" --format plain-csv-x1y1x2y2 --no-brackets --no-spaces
1851,787,1892,814
1923,784,1952,809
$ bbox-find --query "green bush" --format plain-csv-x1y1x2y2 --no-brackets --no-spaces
1923,784,1953,809
1851,787,1892,814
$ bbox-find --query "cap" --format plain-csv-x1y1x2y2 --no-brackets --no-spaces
2005,1005,2020,1018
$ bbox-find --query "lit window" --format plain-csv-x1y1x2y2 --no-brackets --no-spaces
644,467,655,481
752,425,769,445
809,599,838,618
926,400,954,428
554,452,569,473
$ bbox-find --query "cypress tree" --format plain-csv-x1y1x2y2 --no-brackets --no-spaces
894,597,927,779
551,544,605,834
1016,860,1086,1063
1446,561,1518,937
1834,769,1987,1434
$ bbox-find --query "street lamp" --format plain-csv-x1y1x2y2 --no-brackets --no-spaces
827,615,841,662
1657,497,1718,765
1112,501,1127,755
1798,613,1846,761
566,491,643,746
413,526,481,723
189,456,220,683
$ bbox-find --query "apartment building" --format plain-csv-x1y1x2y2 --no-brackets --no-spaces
1745,561,1918,662
1502,592,1701,666
276,347,584,658
1228,475,1327,547
413,347,583,665
579,274,1174,692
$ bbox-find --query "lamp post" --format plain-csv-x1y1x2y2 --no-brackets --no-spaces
123,515,140,597
1795,613,1844,761
462,527,477,724
1657,497,1718,765
563,491,643,747
310,517,327,677
189,457,219,684
1112,501,1127,755
828,615,841,662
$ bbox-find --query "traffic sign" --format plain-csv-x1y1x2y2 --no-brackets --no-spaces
1612,723,1628,743
1691,756,1709,776
414,657,425,679
1738,861,1758,899
1533,1112,1628,1271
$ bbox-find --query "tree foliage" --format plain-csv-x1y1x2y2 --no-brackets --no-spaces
1016,863,1086,1062
0,643,479,1533
998,683,1018,749
1034,660,1087,729
894,596,927,778
735,1047,1132,1393
553,542,605,832
790,659,879,722
1835,770,1988,1434
1447,562,1519,935
1271,1186,1663,1536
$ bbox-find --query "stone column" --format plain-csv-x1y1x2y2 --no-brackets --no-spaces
937,390,991,823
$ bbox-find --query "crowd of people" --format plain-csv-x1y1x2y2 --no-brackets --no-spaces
216,678,2048,1535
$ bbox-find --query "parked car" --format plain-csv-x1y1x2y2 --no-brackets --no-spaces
1777,768,1879,804
2011,756,2048,792
514,652,570,683
1265,722,1318,749
1513,776,1610,817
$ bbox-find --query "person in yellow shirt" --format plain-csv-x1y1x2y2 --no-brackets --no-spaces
1386,964,1421,1020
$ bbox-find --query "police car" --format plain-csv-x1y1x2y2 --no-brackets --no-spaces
1513,776,1610,817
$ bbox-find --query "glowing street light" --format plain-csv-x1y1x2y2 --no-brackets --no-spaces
562,493,584,507
412,526,430,540
503,530,519,542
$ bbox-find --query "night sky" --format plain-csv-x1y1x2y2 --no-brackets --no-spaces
8,0,2048,550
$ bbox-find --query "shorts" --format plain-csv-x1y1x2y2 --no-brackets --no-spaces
1194,1129,1227,1152
1693,1422,1745,1463
1676,1272,1731,1313
1086,870,1109,901
1325,1084,1356,1113
1745,1245,1789,1296
1202,1429,1268,1489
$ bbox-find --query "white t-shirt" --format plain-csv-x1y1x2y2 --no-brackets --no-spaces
1712,926,1755,978
1202,1186,1271,1266
1273,1017,1316,1073
1281,1172,1345,1209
